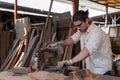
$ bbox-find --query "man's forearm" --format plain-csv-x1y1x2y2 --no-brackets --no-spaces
71,47,89,64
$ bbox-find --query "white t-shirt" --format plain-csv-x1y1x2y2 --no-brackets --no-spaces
71,22,112,74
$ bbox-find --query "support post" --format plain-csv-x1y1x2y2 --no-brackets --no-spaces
72,0,79,15
14,0,18,25
105,5,108,28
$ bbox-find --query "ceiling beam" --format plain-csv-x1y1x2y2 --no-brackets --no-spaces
54,0,119,13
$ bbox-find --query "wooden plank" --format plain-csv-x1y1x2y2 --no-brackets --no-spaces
52,21,57,42
41,0,53,44
26,29,35,54
0,39,19,71
23,27,31,55
14,52,25,67
42,19,52,44
0,31,7,66
4,41,23,71
33,25,44,54
33,19,52,55
21,35,39,67
28,29,35,46
9,41,23,69
36,0,53,52
52,32,56,42
6,31,11,52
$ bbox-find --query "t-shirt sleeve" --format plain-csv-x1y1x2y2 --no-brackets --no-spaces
71,31,81,44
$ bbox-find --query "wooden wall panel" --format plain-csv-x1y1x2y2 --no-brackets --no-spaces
0,31,10,67
109,26,120,37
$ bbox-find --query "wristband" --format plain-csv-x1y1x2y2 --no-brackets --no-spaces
65,59,73,65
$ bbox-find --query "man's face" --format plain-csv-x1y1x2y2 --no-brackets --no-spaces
73,20,88,32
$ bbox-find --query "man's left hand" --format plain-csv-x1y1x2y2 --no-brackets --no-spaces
57,61,66,69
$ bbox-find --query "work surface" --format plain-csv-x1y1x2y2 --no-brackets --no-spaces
0,69,120,80
0,71,68,80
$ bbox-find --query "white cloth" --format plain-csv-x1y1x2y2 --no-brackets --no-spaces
71,22,112,74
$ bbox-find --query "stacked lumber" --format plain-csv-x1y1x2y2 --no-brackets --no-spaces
0,17,41,71
0,14,54,71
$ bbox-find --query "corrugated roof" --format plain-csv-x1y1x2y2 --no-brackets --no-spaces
0,1,55,17
89,0,120,9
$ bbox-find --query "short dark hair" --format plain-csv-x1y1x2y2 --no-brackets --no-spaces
73,10,89,22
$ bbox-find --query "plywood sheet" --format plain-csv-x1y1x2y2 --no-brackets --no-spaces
15,17,30,40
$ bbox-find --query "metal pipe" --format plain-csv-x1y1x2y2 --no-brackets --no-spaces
14,0,18,25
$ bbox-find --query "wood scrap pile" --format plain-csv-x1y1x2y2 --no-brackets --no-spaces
0,11,78,72
0,17,43,71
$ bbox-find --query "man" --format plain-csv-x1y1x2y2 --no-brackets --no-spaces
57,10,112,75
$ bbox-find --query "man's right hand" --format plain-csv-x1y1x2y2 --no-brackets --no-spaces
57,60,73,69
